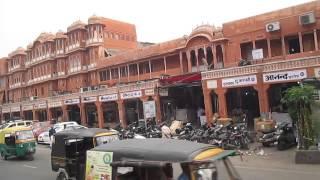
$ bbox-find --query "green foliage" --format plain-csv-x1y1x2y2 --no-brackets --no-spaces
282,85,315,150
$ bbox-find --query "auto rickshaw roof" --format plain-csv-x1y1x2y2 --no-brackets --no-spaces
54,128,118,139
91,139,235,163
0,126,32,134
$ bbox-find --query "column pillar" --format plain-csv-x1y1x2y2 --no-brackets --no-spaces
298,32,303,53
195,50,199,71
281,36,286,57
179,51,183,73
117,100,127,128
314,29,319,51
148,60,152,78
95,101,104,128
221,44,226,64
163,56,167,74
153,95,162,124
267,38,272,58
254,76,270,115
79,103,87,126
62,105,68,122
253,40,256,49
32,109,39,121
47,108,52,122
137,63,140,80
186,51,192,72
216,88,227,118
20,109,25,120
202,81,213,124
212,44,217,68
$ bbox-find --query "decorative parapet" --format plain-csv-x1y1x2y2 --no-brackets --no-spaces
201,56,320,80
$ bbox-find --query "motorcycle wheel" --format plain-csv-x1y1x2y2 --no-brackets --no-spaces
56,172,67,180
262,142,271,147
277,141,287,151
1,152,7,160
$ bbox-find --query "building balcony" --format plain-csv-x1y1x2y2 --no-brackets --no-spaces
26,53,54,67
86,38,103,47
201,55,320,80
65,42,86,54
8,64,22,72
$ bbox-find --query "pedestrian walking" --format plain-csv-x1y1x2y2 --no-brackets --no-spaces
49,126,56,148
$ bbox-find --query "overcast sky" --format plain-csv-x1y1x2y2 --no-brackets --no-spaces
0,0,312,57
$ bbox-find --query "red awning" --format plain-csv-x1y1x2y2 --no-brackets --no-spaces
159,73,201,86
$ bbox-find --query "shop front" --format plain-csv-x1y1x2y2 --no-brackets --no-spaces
120,90,144,125
159,73,203,126
64,98,81,124
48,101,63,123
33,102,48,122
22,104,34,120
99,93,119,128
82,96,98,128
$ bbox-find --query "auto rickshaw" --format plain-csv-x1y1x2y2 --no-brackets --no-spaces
51,128,119,180
0,126,36,160
85,138,241,180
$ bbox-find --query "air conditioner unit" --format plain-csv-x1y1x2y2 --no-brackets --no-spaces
80,87,89,93
30,96,38,101
265,22,280,32
299,12,316,25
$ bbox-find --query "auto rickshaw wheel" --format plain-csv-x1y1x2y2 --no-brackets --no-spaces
1,152,7,160
26,154,34,161
56,172,67,180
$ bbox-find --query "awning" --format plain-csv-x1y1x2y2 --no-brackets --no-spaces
159,73,201,87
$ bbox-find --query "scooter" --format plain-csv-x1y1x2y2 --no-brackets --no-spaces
277,123,296,150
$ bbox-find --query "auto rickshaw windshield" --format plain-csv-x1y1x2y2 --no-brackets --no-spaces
16,130,34,140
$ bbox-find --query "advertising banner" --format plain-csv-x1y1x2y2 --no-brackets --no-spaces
143,100,156,119
82,96,97,103
86,151,113,180
144,89,155,96
64,98,80,105
48,101,62,108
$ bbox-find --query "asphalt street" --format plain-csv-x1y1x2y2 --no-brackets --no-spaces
0,144,320,180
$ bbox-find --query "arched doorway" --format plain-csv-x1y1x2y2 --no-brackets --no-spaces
206,47,214,69
216,45,224,68
210,91,218,114
124,99,143,125
67,105,81,124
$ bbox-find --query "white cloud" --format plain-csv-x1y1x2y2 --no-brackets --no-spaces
0,0,312,57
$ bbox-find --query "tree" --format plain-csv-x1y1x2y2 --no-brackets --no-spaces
282,85,315,150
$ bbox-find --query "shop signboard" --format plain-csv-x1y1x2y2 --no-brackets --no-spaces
144,88,155,96
48,101,62,108
82,96,97,103
11,106,21,112
34,102,47,109
2,107,10,113
159,88,168,96
22,104,34,111
314,67,320,78
207,80,217,89
252,48,264,60
143,100,156,119
263,69,307,83
85,150,113,180
120,90,142,99
222,75,257,87
64,98,80,105
99,94,118,102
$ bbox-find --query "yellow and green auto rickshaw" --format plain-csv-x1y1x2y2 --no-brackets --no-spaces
84,138,242,180
0,126,36,160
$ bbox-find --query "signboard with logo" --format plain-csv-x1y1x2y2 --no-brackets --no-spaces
120,90,142,99
144,89,155,96
314,67,320,78
85,151,113,180
99,94,118,102
222,75,257,88
159,88,168,96
207,80,217,89
82,96,97,103
22,105,34,111
263,69,307,83
11,106,21,112
34,102,47,109
48,101,62,108
64,98,80,105
143,100,156,119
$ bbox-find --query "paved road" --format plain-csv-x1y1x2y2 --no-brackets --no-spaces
0,144,55,180
1,144,320,180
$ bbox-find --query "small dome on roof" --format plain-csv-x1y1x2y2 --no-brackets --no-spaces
55,30,67,39
9,47,26,57
88,15,104,25
190,24,216,37
67,20,86,32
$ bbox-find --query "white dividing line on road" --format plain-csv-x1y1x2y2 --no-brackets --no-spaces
23,165,37,169
234,165,320,175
